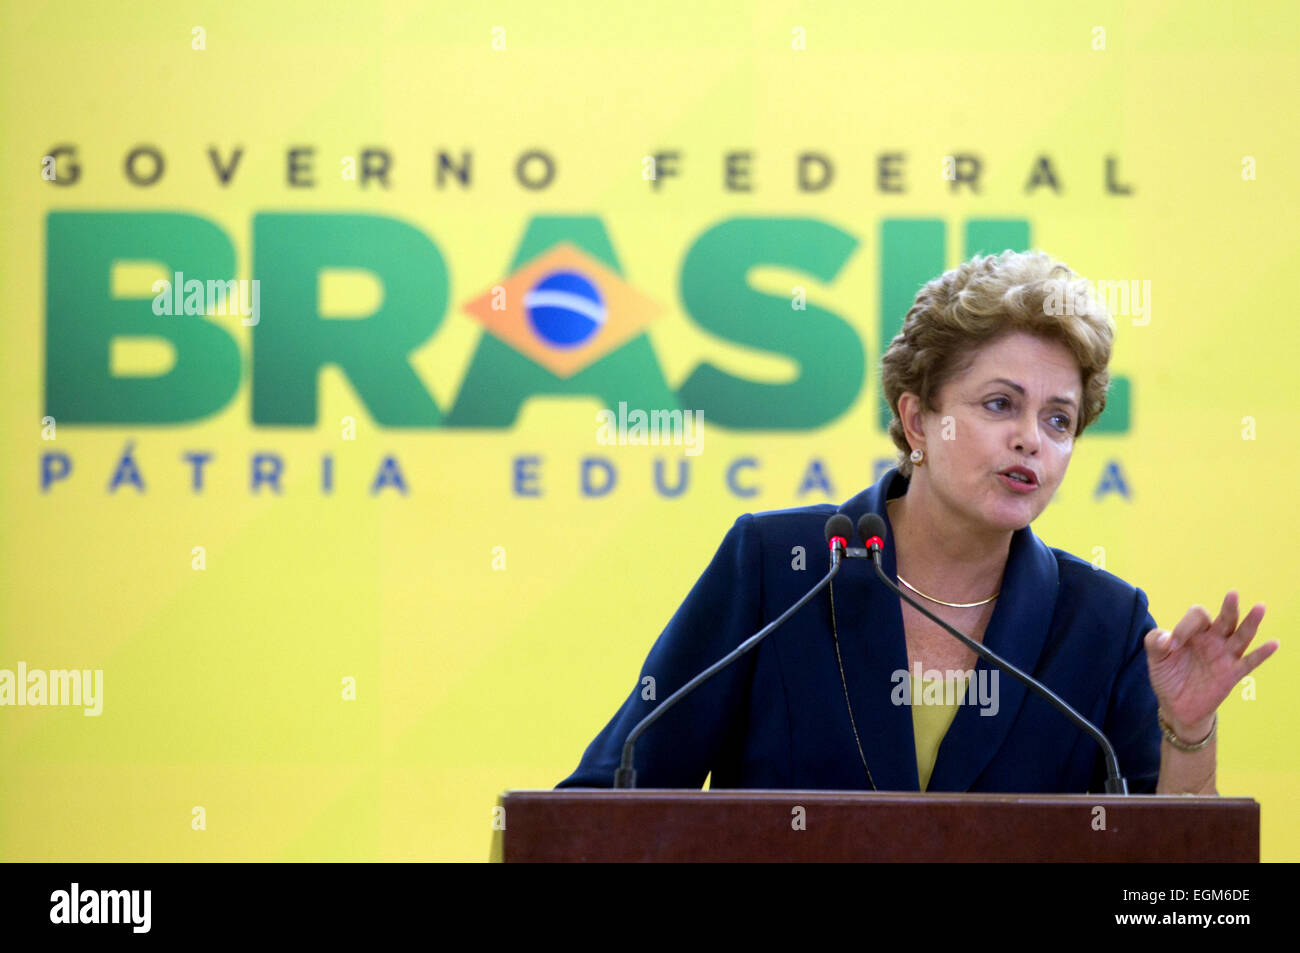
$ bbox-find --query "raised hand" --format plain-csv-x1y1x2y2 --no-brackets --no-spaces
1143,590,1276,740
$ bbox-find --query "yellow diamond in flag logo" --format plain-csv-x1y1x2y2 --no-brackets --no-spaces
462,243,663,379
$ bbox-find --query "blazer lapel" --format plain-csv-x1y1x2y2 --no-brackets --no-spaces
828,467,919,791
926,524,1058,792
828,466,1060,793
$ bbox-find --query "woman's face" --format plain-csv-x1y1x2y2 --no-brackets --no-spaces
905,331,1083,533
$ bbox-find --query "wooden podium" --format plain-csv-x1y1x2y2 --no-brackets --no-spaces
491,790,1259,862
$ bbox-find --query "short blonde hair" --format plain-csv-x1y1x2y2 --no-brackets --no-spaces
880,249,1115,478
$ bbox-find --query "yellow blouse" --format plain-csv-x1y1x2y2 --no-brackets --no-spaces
911,676,964,791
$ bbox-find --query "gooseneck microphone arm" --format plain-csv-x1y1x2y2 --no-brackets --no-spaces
613,515,857,788
855,512,1129,795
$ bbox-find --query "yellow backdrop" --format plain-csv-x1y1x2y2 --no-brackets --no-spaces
2,0,1296,861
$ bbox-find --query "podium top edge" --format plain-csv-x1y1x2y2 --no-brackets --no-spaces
501,789,1257,806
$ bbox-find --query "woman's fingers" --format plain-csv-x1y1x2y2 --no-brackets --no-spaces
1212,590,1239,639
1226,602,1268,656
1144,626,1172,661
1234,638,1280,681
1168,603,1213,655
1145,595,1271,675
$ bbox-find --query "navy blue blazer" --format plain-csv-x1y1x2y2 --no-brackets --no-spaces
557,466,1163,794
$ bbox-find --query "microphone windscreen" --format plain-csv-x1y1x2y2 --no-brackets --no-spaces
824,514,855,544
857,512,887,544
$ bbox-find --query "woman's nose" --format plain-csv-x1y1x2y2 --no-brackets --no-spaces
1013,420,1042,454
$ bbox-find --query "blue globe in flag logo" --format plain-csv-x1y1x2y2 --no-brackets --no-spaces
524,271,607,348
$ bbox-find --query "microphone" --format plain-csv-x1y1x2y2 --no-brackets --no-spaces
612,514,856,788
854,512,1130,795
825,513,854,566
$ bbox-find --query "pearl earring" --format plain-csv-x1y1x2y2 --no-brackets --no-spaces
910,448,925,466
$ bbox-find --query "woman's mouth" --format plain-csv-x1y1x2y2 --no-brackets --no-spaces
998,471,1039,493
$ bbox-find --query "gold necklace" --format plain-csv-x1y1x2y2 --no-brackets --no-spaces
896,573,999,608
887,497,1000,608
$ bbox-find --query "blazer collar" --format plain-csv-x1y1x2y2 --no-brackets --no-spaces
828,466,1060,791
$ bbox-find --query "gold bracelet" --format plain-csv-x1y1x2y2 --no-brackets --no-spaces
1158,710,1217,752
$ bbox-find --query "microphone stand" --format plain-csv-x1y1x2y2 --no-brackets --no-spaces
847,535,1129,795
613,537,850,788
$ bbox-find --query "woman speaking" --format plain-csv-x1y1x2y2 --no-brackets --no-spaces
557,250,1276,794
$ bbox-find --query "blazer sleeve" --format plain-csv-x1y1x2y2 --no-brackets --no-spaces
1091,586,1162,794
555,513,764,788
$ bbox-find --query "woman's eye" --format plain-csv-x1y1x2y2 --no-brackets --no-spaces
985,398,1009,411
1051,414,1072,431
